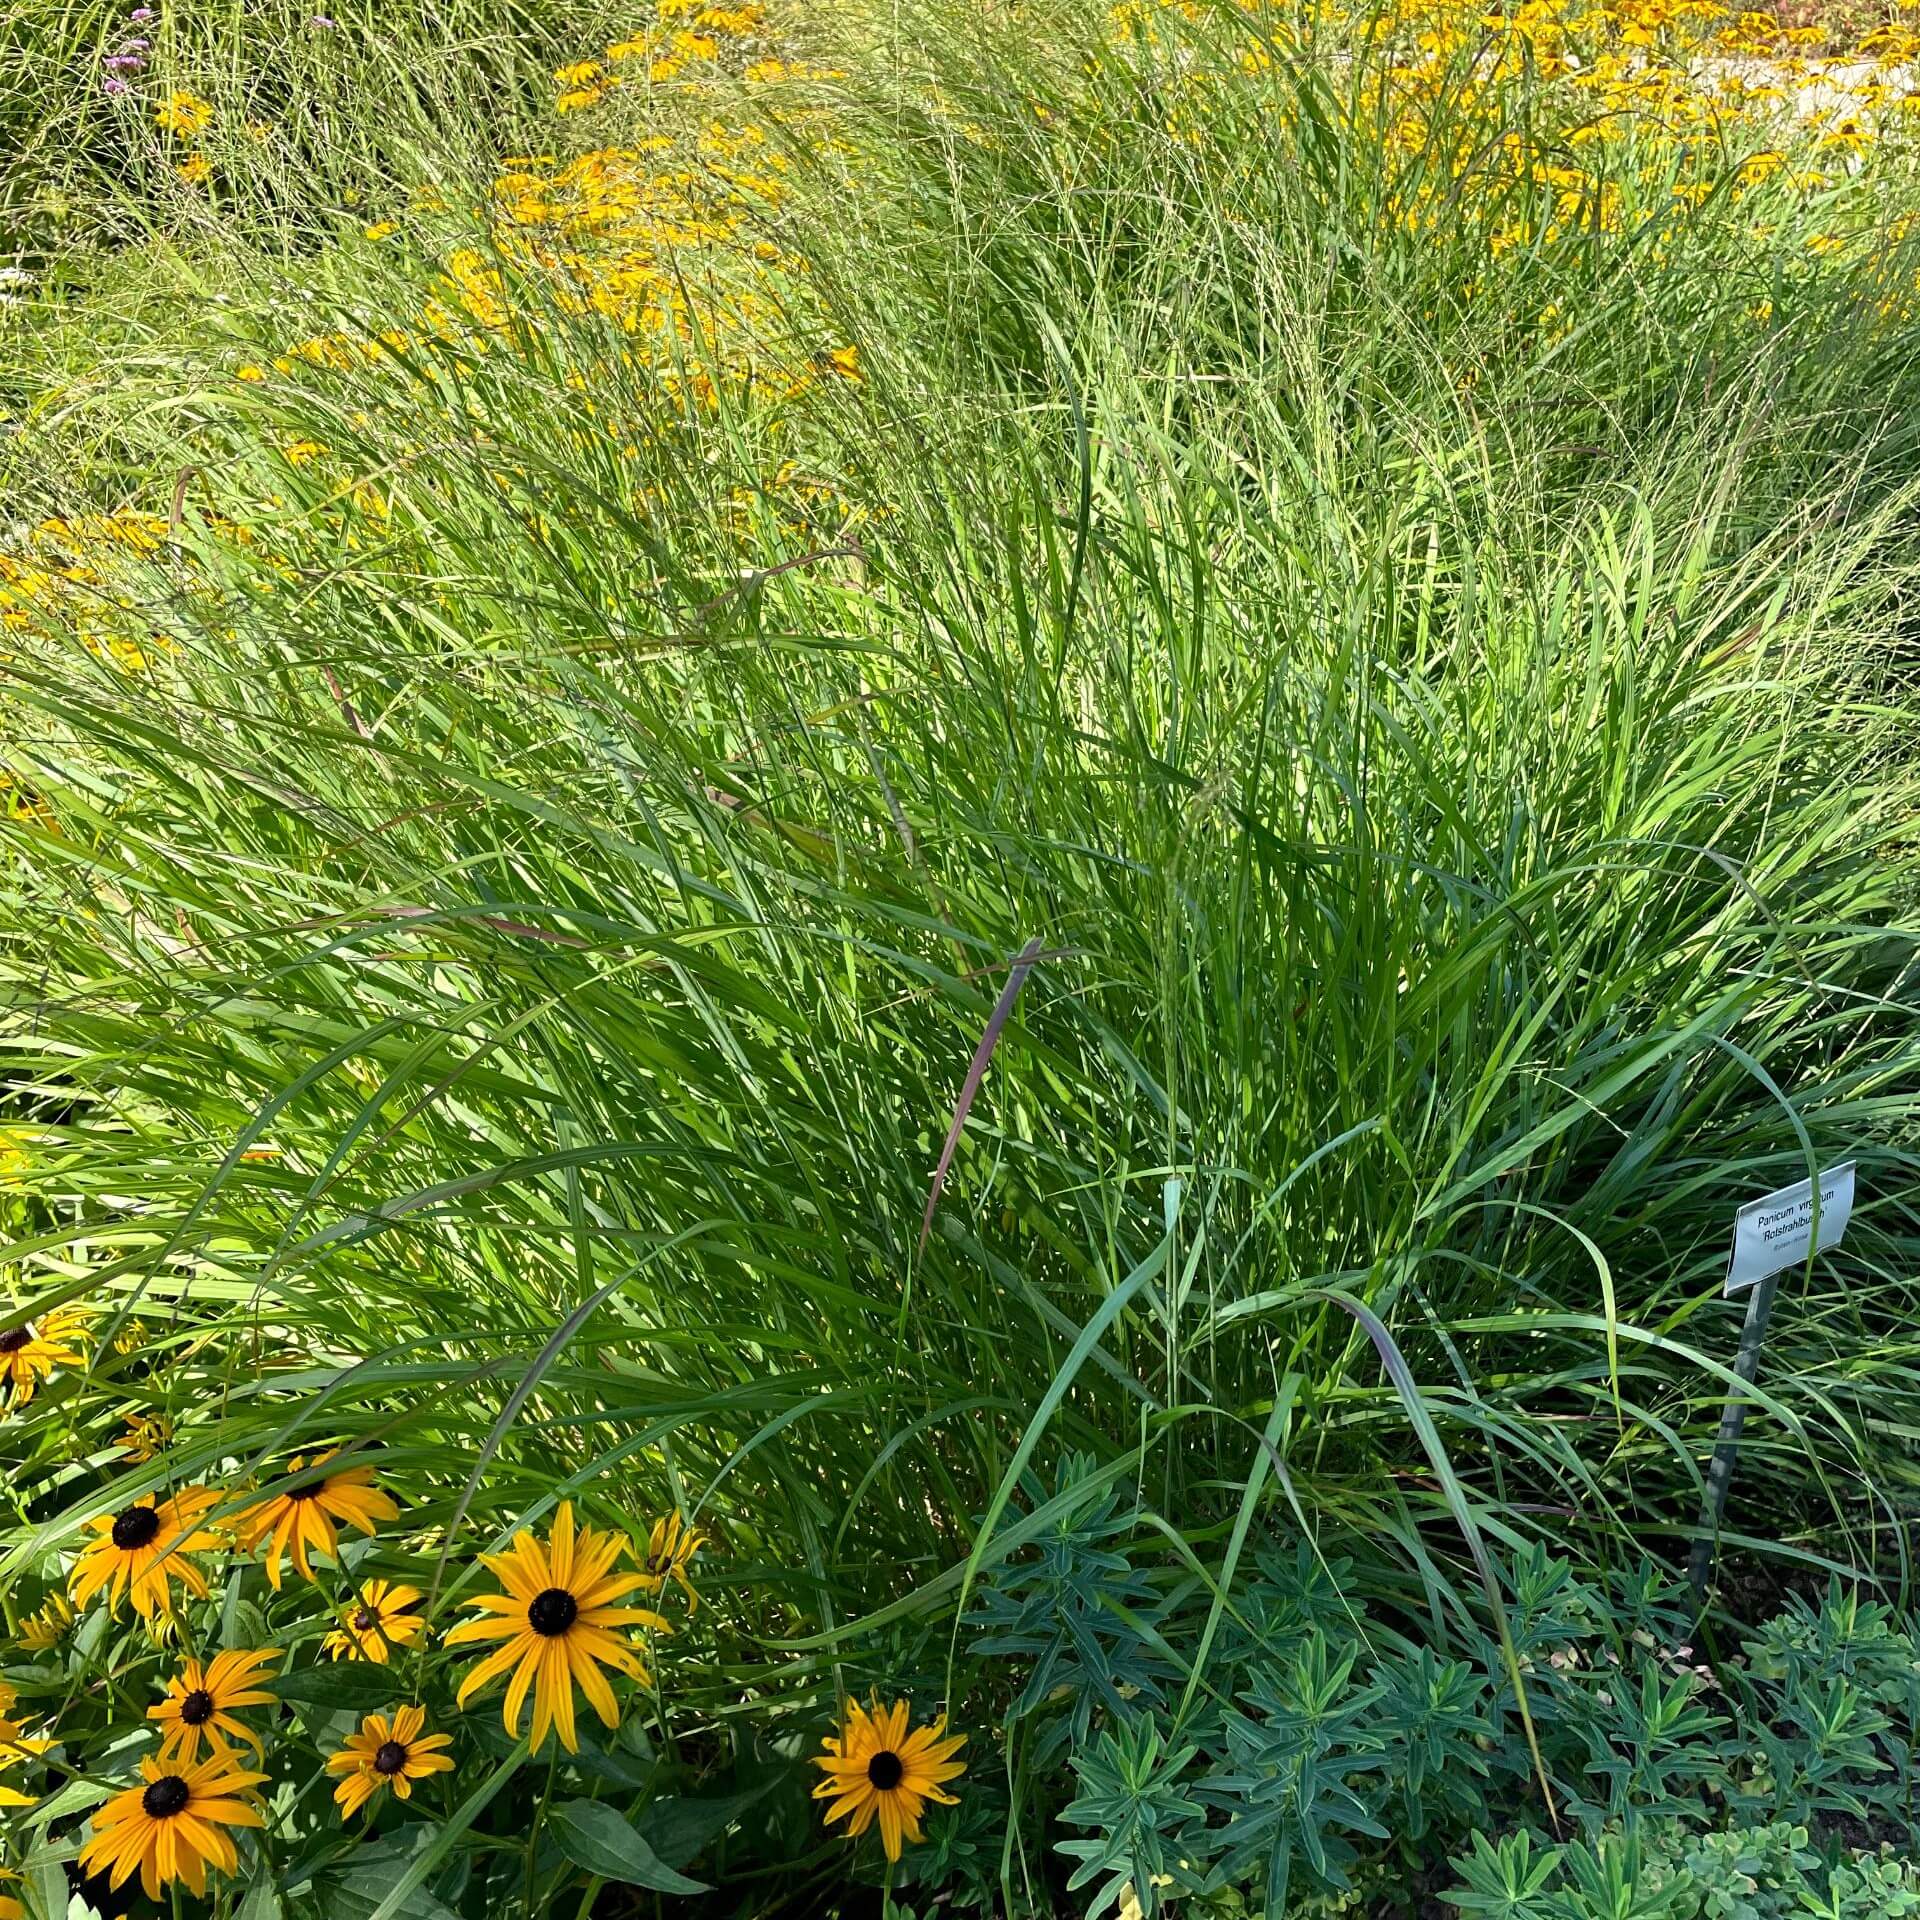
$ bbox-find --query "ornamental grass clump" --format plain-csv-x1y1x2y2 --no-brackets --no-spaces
3,0,1920,1910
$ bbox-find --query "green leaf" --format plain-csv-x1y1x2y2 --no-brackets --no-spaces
20,1777,108,1829
236,1879,285,1920
322,1829,459,1920
223,1591,272,1651
560,1726,653,1791
549,1800,712,1892
638,1789,764,1869
364,1746,527,1920
18,1855,69,1920
272,1663,412,1713
324,1867,459,1920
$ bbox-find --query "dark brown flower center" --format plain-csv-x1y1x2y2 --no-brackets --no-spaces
373,1740,410,1776
867,1750,905,1791
142,1775,191,1819
111,1504,163,1551
527,1587,578,1636
284,1481,324,1501
0,1323,32,1354
353,1607,380,1631
178,1688,215,1726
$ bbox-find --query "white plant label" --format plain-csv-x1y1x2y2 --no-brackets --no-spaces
1724,1162,1854,1296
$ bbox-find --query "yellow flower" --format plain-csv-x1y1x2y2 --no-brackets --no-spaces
79,1752,265,1899
327,1705,454,1817
363,220,399,240
813,1698,966,1861
0,1302,90,1411
282,439,326,467
1,1684,54,1809
156,91,215,137
234,1450,397,1588
18,1592,75,1652
323,1579,427,1663
70,1486,224,1621
119,1410,174,1462
555,59,602,86
637,1511,704,1611
142,1606,188,1649
445,1501,669,1753
177,154,212,185
236,364,266,382
149,1649,280,1764
0,1866,21,1920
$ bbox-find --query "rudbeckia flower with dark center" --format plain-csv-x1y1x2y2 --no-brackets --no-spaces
328,1705,454,1818
445,1500,669,1753
323,1578,427,1663
69,1486,223,1621
78,1753,266,1898
0,1304,89,1411
234,1449,398,1587
813,1698,967,1861
149,1648,280,1763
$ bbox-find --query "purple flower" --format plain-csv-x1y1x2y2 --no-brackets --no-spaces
312,11,335,22
130,6,154,16
105,52,145,69
104,74,130,94
124,35,151,48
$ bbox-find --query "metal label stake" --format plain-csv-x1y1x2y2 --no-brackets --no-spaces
1688,1265,1780,1609
1689,1161,1855,1611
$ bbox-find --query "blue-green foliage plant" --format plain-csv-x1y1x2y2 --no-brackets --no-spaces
1056,1715,1207,1920
1444,1822,1920,1920
967,1503,1920,1920
965,1454,1180,1762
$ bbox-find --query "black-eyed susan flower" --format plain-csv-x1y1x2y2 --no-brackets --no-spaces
234,1450,397,1588
445,1501,669,1754
327,1705,454,1817
79,1753,264,1898
0,1303,89,1411
150,1648,280,1764
0,1684,53,1809
813,1698,966,1862
69,1486,223,1621
636,1510,703,1611
17,1592,73,1651
323,1579,426,1663
0,1864,21,1920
